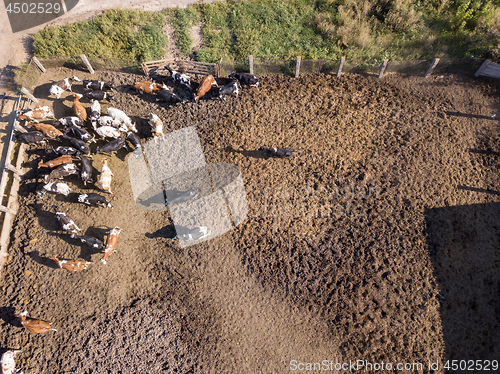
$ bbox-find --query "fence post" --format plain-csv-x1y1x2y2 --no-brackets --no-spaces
80,54,95,74
21,87,38,104
337,56,345,77
249,55,254,74
378,60,388,78
424,58,440,78
295,56,301,78
32,57,46,73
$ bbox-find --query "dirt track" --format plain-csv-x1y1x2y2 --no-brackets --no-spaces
0,68,499,373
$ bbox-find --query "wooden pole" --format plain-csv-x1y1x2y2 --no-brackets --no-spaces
5,163,22,176
249,55,254,74
337,56,345,77
80,54,95,74
32,57,46,73
424,58,440,78
20,87,38,104
378,60,389,78
0,205,16,215
13,120,27,133
295,56,301,78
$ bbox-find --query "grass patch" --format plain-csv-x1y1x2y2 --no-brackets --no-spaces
33,9,167,61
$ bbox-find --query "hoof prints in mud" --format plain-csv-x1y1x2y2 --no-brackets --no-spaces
1,68,500,372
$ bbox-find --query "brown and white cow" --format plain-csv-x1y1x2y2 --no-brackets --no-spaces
72,94,87,122
50,254,91,272
134,81,163,94
194,75,218,103
101,226,122,264
17,105,54,123
38,154,73,169
149,113,163,141
98,158,113,194
26,122,62,139
16,311,56,334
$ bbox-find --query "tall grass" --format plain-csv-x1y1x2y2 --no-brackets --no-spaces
33,9,167,61
168,7,200,56
197,0,500,62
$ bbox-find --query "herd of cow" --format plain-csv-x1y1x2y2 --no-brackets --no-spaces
0,65,300,373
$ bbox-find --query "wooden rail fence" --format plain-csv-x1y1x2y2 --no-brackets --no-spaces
142,59,219,77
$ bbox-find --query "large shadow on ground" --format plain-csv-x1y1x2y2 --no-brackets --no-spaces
425,202,500,362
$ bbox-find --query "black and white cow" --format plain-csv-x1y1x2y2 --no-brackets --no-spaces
219,81,241,101
164,65,192,91
82,79,116,91
49,76,81,99
78,154,93,186
85,90,116,102
259,146,296,159
228,72,259,88
95,138,128,155
56,116,83,127
16,131,46,144
77,193,113,208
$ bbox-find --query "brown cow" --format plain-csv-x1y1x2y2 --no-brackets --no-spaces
72,93,87,122
16,311,56,333
101,226,122,264
134,81,163,94
194,75,218,103
26,122,63,139
38,154,73,169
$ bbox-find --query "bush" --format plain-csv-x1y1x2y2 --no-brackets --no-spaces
33,9,167,61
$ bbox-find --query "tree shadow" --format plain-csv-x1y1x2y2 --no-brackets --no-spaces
425,202,500,362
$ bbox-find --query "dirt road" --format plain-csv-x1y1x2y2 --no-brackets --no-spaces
0,0,201,90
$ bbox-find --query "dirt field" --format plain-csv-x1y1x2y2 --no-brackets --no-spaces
0,68,499,373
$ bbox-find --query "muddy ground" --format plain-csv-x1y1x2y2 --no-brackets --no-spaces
0,68,499,373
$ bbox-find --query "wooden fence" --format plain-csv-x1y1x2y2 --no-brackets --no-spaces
142,56,487,79
142,59,219,77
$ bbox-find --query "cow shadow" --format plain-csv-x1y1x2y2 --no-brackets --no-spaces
33,82,54,101
50,232,104,261
224,146,267,159
445,111,496,121
145,224,177,240
35,206,60,232
27,250,59,269
0,306,21,328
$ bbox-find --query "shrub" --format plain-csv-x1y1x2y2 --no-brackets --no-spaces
33,9,167,61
